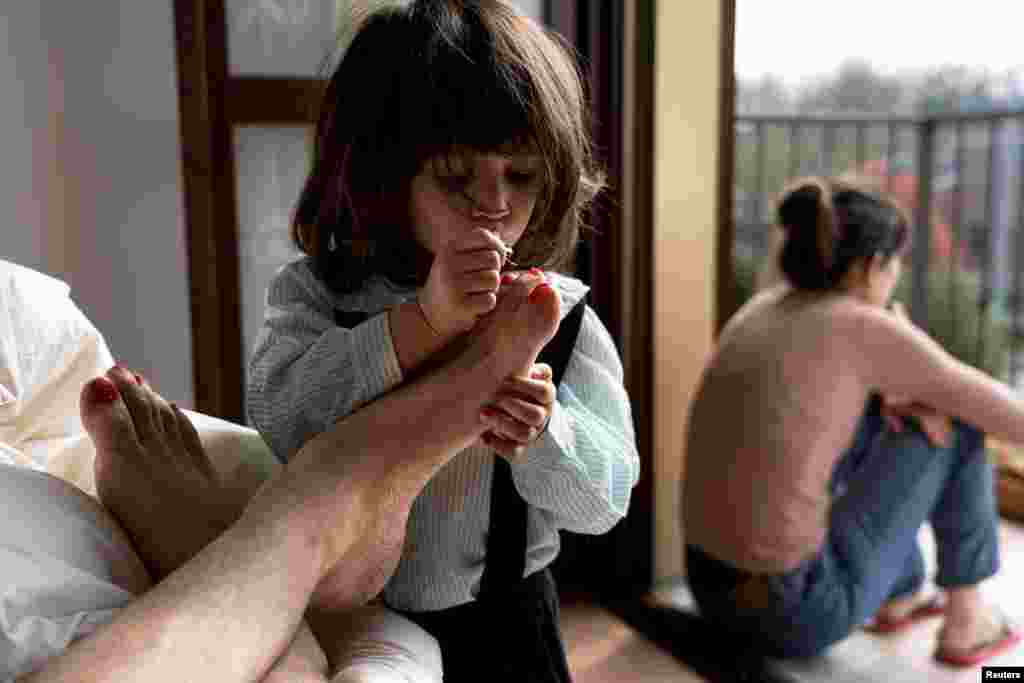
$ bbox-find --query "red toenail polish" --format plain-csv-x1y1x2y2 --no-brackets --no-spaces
529,283,553,303
501,274,515,285
91,378,119,403
529,267,542,276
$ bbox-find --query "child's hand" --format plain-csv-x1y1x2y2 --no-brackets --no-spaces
419,228,510,337
480,363,556,461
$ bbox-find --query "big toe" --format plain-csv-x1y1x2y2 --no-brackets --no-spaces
524,282,561,348
80,376,138,460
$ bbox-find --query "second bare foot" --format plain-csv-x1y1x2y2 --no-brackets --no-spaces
938,606,1016,659
83,366,245,581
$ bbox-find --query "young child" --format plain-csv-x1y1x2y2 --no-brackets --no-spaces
246,2,640,681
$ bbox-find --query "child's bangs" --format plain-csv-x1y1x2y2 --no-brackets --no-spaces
409,16,538,158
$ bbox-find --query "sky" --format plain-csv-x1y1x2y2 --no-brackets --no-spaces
735,1,1024,85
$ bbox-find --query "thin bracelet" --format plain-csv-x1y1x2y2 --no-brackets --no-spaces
415,299,441,336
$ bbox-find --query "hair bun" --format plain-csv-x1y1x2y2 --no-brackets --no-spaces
777,181,825,234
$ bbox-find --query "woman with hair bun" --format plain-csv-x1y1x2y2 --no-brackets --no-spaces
683,177,1021,666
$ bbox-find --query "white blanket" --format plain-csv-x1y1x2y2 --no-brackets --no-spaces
0,260,441,681
0,260,113,470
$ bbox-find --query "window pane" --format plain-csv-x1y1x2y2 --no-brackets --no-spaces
227,1,546,76
226,0,339,76
235,127,309,375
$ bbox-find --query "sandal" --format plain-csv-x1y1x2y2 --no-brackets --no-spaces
934,615,1023,667
864,594,946,634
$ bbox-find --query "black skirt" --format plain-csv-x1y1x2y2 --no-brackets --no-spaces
391,568,572,683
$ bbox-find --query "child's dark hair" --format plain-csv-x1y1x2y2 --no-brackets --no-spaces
776,176,910,291
292,0,605,294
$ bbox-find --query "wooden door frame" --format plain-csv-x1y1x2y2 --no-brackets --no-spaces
173,0,658,596
173,0,324,425
546,0,654,597
173,0,244,423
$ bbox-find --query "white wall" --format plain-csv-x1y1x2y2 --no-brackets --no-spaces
0,2,194,407
0,4,47,272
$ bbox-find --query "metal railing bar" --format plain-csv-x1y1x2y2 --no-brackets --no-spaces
739,108,1024,127
1012,117,1024,383
910,119,935,327
789,122,800,181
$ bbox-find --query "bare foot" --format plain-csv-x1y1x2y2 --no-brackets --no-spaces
938,606,1013,658
306,274,560,612
876,590,941,623
82,366,244,581
473,271,562,378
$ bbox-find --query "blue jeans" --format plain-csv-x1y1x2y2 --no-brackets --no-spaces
687,397,1000,659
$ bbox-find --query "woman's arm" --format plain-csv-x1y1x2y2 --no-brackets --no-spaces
850,303,1024,444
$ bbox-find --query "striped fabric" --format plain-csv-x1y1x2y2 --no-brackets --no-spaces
247,258,639,611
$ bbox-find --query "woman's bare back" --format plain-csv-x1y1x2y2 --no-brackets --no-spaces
683,287,876,572
685,284,1024,573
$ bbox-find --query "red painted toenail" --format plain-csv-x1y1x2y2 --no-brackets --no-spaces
529,267,543,276
501,274,516,285
90,378,119,403
529,283,553,303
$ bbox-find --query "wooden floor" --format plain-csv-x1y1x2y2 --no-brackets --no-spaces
561,600,705,682
561,519,1024,682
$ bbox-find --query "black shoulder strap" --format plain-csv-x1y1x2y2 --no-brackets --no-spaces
480,296,588,598
334,309,370,328
335,298,591,598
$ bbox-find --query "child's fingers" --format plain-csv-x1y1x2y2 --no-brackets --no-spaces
480,406,539,444
529,363,553,381
481,431,527,461
454,268,502,295
489,395,548,428
451,227,511,254
499,373,555,408
452,249,503,277
462,291,499,316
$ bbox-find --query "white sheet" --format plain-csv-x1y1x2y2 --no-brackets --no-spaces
1,431,443,683
0,260,442,681
0,463,149,681
0,259,114,468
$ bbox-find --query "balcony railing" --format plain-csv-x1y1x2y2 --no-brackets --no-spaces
735,110,1024,385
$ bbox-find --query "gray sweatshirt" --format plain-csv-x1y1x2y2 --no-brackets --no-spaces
247,258,639,610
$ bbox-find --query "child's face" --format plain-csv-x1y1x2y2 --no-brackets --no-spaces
409,148,545,256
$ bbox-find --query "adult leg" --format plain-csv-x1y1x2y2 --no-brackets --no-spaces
709,414,1003,659
24,276,560,682
926,422,1015,662
824,419,1006,654
88,369,331,682
829,406,938,626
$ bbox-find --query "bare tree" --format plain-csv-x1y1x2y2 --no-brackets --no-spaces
795,59,909,115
